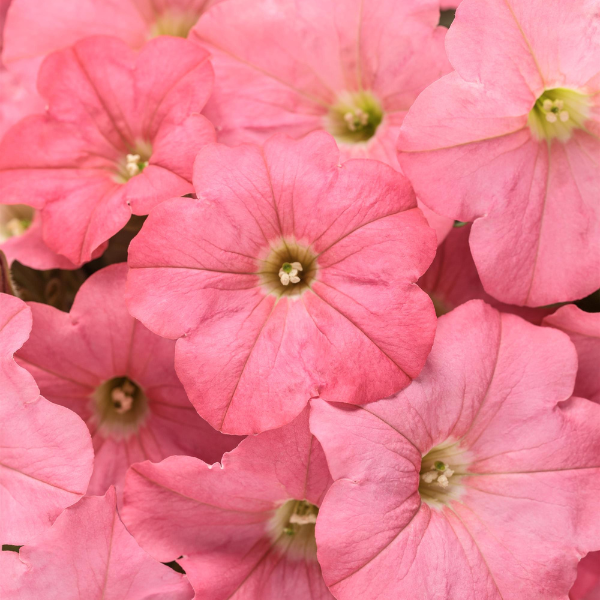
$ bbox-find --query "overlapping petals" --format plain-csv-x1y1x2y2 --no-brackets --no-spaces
420,223,554,323
0,488,194,599
0,35,215,264
310,300,600,600
15,263,241,499
122,407,332,599
398,0,600,306
543,305,600,403
0,293,93,545
127,132,437,434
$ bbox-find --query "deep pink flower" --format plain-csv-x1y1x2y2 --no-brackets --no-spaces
1,487,194,599
0,35,215,265
190,0,454,243
398,0,600,307
543,305,600,404
126,132,437,434
122,408,333,599
570,552,600,600
420,223,554,324
0,293,93,545
15,263,241,499
311,300,600,600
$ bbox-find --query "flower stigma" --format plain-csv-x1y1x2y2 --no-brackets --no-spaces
528,88,591,142
279,261,303,285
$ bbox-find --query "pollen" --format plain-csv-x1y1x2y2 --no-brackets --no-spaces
279,262,303,285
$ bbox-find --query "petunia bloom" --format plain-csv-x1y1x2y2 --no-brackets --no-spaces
419,223,554,324
0,35,215,265
543,305,600,404
311,300,600,600
122,408,333,599
190,0,454,243
570,552,600,600
0,292,93,545
126,132,437,434
398,0,600,307
1,487,194,599
15,263,241,500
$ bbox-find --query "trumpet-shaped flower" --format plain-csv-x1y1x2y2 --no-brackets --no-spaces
398,0,600,306
16,264,241,499
311,300,600,600
122,408,333,599
0,35,215,265
126,132,437,434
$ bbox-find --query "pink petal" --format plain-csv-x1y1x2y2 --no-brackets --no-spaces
0,294,93,545
543,305,600,404
310,300,600,599
419,223,555,323
3,488,194,599
122,408,333,599
570,552,600,600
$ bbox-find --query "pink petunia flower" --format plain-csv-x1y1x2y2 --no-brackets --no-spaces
15,263,241,500
126,132,437,435
0,292,93,545
190,0,454,243
1,487,194,599
398,0,600,307
310,300,600,600
122,407,333,599
570,552,600,600
420,223,554,324
543,305,600,404
0,35,215,265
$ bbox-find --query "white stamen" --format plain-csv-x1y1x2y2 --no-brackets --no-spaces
546,112,557,123
421,471,438,484
542,99,553,111
559,111,570,122
278,262,303,286
437,474,449,488
125,154,142,177
111,387,134,414
289,513,317,525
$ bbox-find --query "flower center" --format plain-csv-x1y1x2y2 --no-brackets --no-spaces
259,240,317,297
419,441,469,509
114,141,152,184
528,88,591,142
0,205,34,243
268,499,319,560
149,9,200,38
326,91,383,144
92,376,148,437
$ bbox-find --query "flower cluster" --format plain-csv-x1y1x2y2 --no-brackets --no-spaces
0,0,599,598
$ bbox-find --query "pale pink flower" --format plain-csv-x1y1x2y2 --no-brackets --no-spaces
15,264,241,500
311,300,600,600
570,552,600,600
126,132,437,435
0,35,215,265
398,0,600,307
0,293,93,545
420,223,554,324
190,0,454,243
543,305,600,404
122,408,333,600
1,487,194,599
